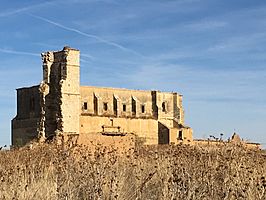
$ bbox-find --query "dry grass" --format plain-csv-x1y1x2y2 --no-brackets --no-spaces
0,142,265,200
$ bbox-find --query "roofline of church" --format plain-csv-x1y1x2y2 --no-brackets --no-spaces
80,85,182,95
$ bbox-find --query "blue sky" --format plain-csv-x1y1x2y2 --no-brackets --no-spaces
0,0,266,147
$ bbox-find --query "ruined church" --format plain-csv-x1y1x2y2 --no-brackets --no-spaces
12,46,193,146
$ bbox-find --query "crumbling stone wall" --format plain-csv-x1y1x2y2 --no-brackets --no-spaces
41,47,80,139
41,50,63,139
38,81,49,140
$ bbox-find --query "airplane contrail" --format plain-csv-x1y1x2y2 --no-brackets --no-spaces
0,1,55,17
0,48,39,56
28,13,144,57
0,0,119,18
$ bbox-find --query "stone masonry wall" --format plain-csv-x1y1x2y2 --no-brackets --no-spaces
41,47,80,139
11,86,41,146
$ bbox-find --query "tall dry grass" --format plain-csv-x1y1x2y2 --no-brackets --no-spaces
0,142,265,200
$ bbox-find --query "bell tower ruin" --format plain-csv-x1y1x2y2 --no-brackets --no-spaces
41,46,80,139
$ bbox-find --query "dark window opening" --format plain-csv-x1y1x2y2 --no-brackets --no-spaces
30,97,35,111
178,130,183,140
162,102,166,112
123,104,126,112
141,105,145,113
83,102,88,110
110,119,114,126
103,102,108,111
94,95,98,115
132,98,136,115
113,97,118,116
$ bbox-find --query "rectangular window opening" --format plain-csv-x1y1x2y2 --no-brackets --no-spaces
141,105,145,113
132,98,136,115
94,96,98,115
103,102,108,111
83,102,88,110
178,130,183,140
123,104,126,112
113,97,118,116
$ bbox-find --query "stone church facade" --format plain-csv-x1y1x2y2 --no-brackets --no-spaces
11,46,192,146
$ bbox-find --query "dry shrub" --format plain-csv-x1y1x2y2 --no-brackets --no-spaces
0,142,265,200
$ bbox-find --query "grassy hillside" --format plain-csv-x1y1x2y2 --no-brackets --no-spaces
0,142,265,200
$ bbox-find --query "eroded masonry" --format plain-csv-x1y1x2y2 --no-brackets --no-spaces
12,46,193,146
